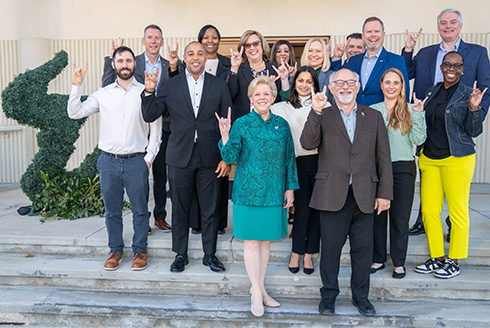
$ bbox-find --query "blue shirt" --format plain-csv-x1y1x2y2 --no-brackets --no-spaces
434,38,461,85
338,104,357,184
360,47,383,90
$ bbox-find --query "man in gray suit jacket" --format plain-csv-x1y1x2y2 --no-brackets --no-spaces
102,25,179,233
301,68,393,317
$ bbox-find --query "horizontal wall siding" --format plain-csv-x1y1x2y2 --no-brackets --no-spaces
1,35,490,182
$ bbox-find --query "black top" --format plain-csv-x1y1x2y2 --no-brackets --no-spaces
423,82,458,159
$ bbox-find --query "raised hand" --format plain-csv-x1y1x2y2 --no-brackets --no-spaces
326,38,332,58
264,69,280,82
215,107,232,140
272,59,289,81
111,39,124,58
405,28,423,52
311,86,328,113
72,62,88,86
144,66,159,92
230,47,244,72
469,81,488,110
168,42,179,71
412,92,428,112
333,37,346,60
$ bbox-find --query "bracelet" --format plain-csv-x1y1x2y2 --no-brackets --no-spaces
229,70,237,76
144,89,155,94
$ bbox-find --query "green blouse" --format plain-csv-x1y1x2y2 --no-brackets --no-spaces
371,102,427,162
219,110,299,206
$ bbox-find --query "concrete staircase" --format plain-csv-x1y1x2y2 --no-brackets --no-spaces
1,183,490,327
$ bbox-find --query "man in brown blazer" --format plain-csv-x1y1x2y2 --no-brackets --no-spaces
300,68,393,317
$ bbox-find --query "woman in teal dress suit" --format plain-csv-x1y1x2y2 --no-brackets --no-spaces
216,76,299,317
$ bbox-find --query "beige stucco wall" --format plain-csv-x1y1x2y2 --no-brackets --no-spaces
1,0,489,41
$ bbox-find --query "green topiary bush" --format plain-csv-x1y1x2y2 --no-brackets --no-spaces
1,50,103,218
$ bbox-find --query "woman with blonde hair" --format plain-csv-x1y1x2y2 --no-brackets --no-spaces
228,30,281,120
369,68,427,279
217,76,298,317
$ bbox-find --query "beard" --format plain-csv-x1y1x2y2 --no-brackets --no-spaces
337,90,354,104
116,67,134,80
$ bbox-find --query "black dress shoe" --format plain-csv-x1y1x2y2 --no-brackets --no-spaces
303,258,314,275
203,255,225,272
445,216,451,242
170,255,188,272
409,222,425,235
218,228,226,235
393,266,406,279
191,228,201,234
288,253,299,274
370,263,385,274
318,297,335,315
352,298,376,316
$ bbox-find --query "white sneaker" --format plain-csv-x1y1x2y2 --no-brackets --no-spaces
434,259,460,279
414,258,445,274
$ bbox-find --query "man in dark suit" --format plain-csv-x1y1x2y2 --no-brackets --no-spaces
345,16,410,106
301,68,393,316
102,24,179,234
344,33,365,66
141,42,232,273
402,8,490,235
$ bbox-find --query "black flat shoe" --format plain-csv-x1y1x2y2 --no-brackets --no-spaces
409,221,425,235
303,258,314,275
370,263,385,274
393,266,406,279
288,253,299,274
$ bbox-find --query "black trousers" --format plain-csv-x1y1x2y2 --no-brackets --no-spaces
152,130,170,221
319,186,373,300
167,143,220,257
373,161,416,267
292,155,320,254
190,177,229,230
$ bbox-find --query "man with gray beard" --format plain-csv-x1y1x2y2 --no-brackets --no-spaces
301,68,393,316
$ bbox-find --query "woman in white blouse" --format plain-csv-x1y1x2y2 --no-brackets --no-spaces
272,66,328,275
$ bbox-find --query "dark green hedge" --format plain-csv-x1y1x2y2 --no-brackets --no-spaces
2,50,100,202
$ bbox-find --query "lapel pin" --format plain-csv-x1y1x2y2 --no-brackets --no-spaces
362,112,365,117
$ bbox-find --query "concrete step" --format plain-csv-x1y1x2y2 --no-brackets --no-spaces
1,231,489,268
1,286,490,328
1,252,489,302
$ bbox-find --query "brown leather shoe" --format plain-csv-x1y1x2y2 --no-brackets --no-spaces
155,219,171,232
132,252,148,271
104,251,122,271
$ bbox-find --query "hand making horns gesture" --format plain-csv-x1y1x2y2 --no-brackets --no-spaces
72,62,88,86
469,81,488,111
144,66,159,93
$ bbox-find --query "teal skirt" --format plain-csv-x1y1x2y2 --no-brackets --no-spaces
233,204,287,240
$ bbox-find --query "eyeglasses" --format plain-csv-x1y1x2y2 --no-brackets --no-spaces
331,79,357,87
244,41,261,50
441,62,464,70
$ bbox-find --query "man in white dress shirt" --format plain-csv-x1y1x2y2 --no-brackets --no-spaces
67,46,162,271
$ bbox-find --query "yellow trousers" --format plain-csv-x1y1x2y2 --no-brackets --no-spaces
419,152,475,259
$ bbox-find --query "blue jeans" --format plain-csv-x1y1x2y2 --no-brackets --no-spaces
97,153,149,254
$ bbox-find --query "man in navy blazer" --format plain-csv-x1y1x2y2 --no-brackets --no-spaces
402,8,490,119
102,25,179,234
345,17,410,106
141,42,232,274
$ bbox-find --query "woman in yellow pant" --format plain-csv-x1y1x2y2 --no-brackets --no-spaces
414,51,485,279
